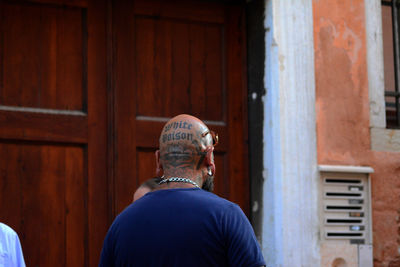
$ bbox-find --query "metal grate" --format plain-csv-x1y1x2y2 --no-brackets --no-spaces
382,0,400,128
322,177,367,243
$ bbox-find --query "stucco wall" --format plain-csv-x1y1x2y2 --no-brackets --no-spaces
313,0,400,266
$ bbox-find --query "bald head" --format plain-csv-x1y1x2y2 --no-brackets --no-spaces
156,114,215,183
159,114,212,154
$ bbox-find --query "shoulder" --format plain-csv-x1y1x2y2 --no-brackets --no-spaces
0,223,22,254
191,191,247,221
0,223,18,238
201,192,243,214
194,190,238,207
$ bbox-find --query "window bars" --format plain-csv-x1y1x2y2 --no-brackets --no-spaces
382,0,400,128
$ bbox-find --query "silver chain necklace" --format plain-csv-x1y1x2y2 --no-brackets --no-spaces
158,177,200,188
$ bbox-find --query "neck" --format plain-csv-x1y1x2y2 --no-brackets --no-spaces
157,178,196,190
158,173,202,189
163,170,203,187
157,182,196,190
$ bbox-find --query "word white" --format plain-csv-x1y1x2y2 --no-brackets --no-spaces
164,121,193,132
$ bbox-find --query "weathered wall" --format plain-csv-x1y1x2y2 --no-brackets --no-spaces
313,0,400,266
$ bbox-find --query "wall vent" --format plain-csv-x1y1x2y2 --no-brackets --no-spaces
322,176,368,242
319,165,373,267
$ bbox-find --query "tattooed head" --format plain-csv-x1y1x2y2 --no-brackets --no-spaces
156,114,215,188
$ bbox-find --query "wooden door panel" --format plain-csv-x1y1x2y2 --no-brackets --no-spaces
1,1,86,110
0,0,107,266
114,0,248,216
0,143,86,266
135,16,224,120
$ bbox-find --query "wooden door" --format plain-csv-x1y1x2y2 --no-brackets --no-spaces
0,0,107,266
0,1,248,265
113,0,249,215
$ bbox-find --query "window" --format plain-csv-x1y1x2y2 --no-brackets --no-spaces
382,0,400,128
366,0,400,152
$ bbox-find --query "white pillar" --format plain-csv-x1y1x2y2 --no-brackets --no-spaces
262,0,319,266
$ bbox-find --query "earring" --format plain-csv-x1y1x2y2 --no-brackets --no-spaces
207,168,213,176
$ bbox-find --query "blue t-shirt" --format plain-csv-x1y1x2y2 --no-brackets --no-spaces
99,188,265,267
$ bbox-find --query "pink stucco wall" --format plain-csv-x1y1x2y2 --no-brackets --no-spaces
313,0,400,266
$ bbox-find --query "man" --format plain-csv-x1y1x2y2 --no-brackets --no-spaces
132,177,161,202
0,222,26,267
99,114,265,267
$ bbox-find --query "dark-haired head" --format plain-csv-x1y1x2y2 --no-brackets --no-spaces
132,177,162,202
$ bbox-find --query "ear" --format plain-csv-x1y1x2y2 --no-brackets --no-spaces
205,147,216,175
155,150,163,176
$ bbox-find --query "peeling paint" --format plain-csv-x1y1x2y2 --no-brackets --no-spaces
278,54,285,71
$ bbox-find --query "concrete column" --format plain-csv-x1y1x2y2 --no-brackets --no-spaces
262,0,319,266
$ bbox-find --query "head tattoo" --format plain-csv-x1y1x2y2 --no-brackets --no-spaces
157,114,216,190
